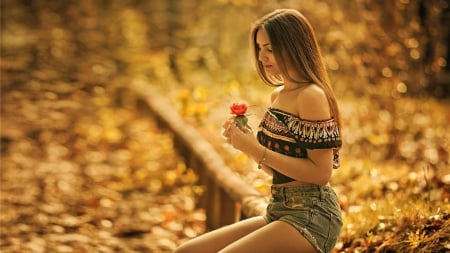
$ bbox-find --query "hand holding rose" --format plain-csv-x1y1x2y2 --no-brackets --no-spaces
229,102,250,132
223,102,256,153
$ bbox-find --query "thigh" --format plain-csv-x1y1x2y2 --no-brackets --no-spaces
174,216,267,253
219,220,318,253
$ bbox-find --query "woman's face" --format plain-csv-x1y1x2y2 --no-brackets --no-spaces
256,29,281,76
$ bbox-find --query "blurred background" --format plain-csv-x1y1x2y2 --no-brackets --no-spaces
1,0,449,252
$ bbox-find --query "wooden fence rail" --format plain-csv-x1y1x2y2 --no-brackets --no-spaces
126,82,267,230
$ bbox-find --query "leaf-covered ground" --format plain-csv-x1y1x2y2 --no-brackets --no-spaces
0,83,206,252
2,81,449,252
173,83,450,253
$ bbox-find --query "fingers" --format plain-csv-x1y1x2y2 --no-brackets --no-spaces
222,128,229,138
227,125,237,145
223,119,253,145
223,128,232,144
223,123,237,144
222,123,230,138
222,121,229,129
222,117,237,138
222,117,235,129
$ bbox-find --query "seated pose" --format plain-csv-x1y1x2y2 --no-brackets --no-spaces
175,9,343,253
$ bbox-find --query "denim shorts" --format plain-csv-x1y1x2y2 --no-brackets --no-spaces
264,184,342,253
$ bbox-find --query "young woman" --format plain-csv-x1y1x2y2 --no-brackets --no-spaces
175,9,343,253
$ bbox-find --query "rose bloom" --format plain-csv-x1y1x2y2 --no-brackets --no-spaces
230,103,248,115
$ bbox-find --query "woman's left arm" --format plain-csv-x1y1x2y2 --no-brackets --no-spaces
228,128,333,185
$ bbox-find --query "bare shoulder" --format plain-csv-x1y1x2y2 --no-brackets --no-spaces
296,84,331,120
270,86,283,103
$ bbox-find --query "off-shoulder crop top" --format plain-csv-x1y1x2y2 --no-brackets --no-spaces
256,108,342,184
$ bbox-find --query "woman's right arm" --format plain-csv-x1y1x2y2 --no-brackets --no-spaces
259,164,273,175
258,88,280,176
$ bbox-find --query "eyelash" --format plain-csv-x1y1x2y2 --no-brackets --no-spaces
257,47,273,53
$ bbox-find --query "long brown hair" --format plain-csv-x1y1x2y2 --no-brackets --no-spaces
250,9,342,133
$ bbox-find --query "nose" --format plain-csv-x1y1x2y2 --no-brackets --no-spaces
258,50,267,62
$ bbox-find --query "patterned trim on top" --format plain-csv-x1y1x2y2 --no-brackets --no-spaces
269,108,342,148
257,108,342,173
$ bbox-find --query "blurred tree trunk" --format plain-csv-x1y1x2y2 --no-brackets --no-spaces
418,0,450,98
363,0,448,98
167,0,182,82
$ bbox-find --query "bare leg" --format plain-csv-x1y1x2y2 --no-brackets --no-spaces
219,220,318,253
174,216,267,253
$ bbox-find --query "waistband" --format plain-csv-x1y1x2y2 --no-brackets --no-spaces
271,184,333,199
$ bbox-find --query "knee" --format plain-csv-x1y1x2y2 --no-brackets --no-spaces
174,239,212,253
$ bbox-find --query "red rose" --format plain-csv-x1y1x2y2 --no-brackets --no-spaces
229,102,249,131
230,103,248,115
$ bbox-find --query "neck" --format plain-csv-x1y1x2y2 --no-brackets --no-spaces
283,80,310,92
